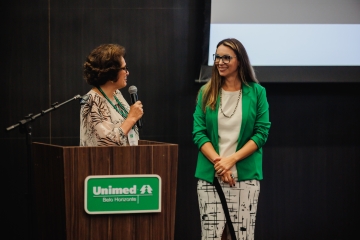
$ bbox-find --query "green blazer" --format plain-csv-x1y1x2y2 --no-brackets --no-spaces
192,82,271,183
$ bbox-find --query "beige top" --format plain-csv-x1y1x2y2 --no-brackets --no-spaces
217,89,242,177
80,89,139,146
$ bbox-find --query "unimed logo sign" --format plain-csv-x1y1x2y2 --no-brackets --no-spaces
84,175,161,214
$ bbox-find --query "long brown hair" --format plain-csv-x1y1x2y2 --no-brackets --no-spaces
200,38,258,111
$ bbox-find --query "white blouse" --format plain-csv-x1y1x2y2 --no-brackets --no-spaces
218,89,242,177
80,89,139,146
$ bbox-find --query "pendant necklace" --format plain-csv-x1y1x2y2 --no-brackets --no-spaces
219,89,242,118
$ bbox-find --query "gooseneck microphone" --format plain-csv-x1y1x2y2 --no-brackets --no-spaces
128,85,143,129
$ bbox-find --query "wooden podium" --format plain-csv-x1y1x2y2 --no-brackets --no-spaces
32,140,178,240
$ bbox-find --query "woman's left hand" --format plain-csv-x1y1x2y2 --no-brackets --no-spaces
214,155,236,176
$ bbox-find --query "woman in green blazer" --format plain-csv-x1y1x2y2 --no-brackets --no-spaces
192,38,271,240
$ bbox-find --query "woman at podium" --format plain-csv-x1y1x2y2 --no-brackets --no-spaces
80,43,143,146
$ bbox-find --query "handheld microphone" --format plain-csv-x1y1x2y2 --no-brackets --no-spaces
128,85,143,129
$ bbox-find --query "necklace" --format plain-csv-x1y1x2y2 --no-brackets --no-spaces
219,89,242,118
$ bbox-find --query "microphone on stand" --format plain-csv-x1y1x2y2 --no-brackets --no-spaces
128,85,143,129
79,94,89,105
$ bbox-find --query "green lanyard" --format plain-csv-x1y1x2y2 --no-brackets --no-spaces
96,87,138,135
97,87,128,119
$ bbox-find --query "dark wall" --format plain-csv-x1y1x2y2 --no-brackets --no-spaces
258,82,359,240
1,1,359,240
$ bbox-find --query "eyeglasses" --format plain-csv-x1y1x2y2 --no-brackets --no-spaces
120,66,129,72
213,54,236,64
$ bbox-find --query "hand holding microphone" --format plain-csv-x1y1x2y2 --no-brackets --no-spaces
128,85,143,129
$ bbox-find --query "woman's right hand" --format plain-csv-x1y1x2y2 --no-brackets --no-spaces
127,100,144,123
221,171,235,187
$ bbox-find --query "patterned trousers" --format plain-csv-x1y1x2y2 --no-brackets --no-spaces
197,177,260,240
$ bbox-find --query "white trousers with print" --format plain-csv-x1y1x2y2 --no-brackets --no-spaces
197,177,260,240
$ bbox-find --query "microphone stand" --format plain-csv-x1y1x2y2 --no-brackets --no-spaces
5,94,82,240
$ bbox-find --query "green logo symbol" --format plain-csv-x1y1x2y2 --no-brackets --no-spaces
140,185,153,194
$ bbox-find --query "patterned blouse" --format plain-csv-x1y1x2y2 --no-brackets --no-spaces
80,89,139,146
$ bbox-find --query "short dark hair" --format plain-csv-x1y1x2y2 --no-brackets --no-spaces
83,44,126,86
